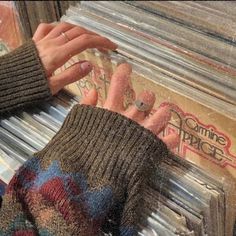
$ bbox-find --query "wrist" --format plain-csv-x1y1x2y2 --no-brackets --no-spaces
0,40,52,114
36,104,169,180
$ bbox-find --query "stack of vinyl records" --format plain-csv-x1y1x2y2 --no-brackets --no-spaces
0,91,78,185
1,1,235,236
62,1,236,107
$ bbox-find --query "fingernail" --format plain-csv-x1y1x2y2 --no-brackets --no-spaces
80,61,93,73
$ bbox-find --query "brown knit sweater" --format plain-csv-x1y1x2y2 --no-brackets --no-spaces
0,41,169,236
0,40,51,115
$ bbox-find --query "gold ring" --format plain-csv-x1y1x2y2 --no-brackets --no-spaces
61,32,70,42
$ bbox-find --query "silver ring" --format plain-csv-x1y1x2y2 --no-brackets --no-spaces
134,100,152,112
61,32,70,42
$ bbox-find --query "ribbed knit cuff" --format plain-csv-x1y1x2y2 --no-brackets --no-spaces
0,40,52,115
34,105,169,233
36,105,169,188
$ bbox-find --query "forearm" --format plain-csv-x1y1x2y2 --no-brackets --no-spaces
0,105,118,235
0,40,52,116
0,104,168,235
0,158,106,235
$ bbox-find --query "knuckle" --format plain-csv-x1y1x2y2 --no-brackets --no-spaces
80,34,92,42
38,22,49,30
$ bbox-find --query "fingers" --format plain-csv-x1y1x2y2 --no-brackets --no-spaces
55,25,99,45
162,133,180,149
103,63,132,112
141,105,180,149
124,91,155,122
80,89,98,106
60,35,117,60
97,48,109,54
35,22,117,74
48,60,93,95
44,22,75,39
33,23,55,42
142,106,171,134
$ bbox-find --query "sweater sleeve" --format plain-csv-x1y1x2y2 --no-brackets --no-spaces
0,40,52,116
0,105,169,236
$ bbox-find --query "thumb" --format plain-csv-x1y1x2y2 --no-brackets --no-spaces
49,60,93,95
80,88,98,106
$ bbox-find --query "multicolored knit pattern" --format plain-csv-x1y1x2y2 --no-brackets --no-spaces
0,105,169,236
0,157,115,235
0,179,5,196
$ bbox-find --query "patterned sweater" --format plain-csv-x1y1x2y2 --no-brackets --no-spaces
0,41,169,235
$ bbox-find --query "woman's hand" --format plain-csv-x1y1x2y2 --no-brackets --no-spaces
33,22,177,148
33,22,117,95
81,63,179,149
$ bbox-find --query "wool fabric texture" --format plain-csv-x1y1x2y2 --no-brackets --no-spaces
0,42,169,235
0,40,51,115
